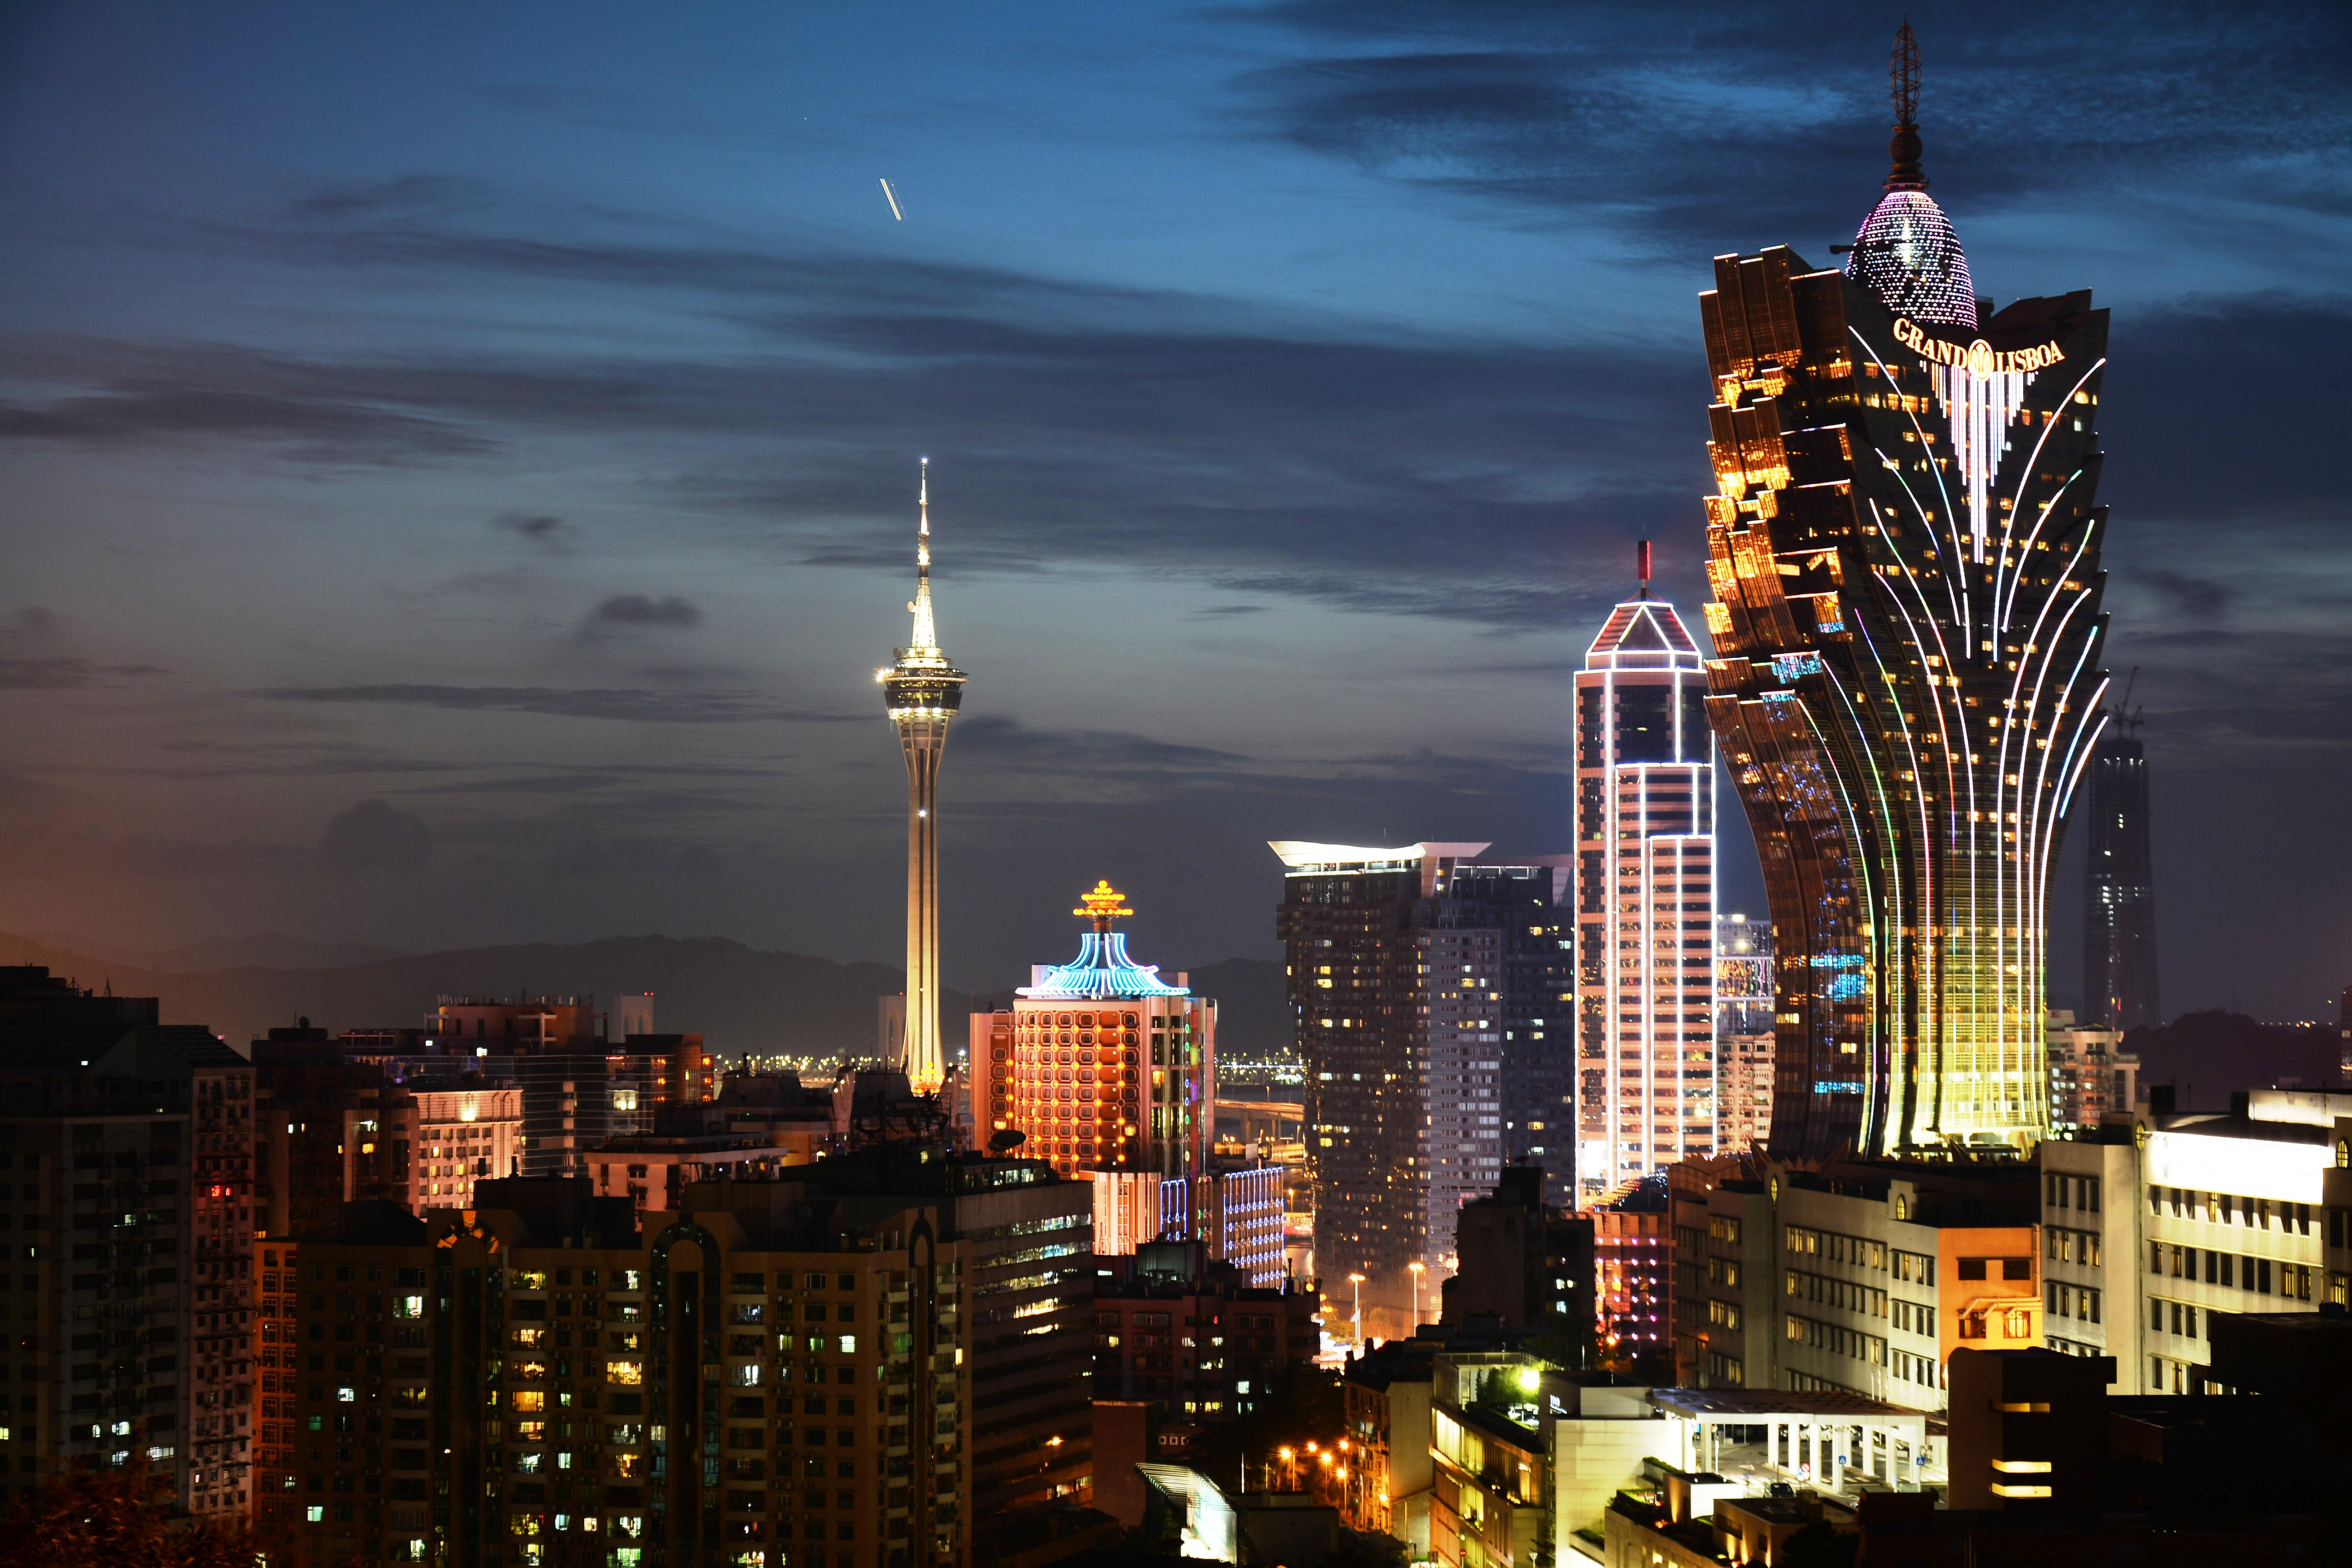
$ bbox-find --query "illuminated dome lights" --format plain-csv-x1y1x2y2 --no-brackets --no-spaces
1846,189,1977,330
1018,880,1189,1000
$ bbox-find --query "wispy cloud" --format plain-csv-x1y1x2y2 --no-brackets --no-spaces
0,656,165,690
261,684,854,724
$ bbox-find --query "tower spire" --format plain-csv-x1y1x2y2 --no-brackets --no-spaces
909,457,938,650
1886,21,1925,190
880,457,967,1098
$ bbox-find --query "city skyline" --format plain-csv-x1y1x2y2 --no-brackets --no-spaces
3,4,2348,1025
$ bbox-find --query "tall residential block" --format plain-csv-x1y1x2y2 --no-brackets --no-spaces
2082,720,2158,1032
1271,844,1573,1313
1695,37,2110,1160
1573,567,1717,1202
2043,1011,2137,1132
0,968,254,1517
272,1145,1093,1568
879,459,968,1096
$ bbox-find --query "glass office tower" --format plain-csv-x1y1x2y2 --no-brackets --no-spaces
1696,32,2112,1158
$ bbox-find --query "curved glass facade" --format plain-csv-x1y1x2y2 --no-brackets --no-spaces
1695,234,2110,1159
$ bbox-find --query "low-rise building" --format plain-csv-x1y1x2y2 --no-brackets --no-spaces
1674,1154,2043,1412
2044,1087,2333,1394
1339,1336,1440,1552
1441,1361,1681,1568
1443,1165,1595,1364
1087,1165,1286,1288
1602,1462,1857,1568
582,1134,802,1216
1089,1240,1319,1428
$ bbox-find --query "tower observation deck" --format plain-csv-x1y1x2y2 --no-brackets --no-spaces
879,459,967,1095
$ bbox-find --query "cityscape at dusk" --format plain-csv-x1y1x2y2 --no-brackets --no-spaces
2,4,2349,1566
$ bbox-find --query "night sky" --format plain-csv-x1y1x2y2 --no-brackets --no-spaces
2,2,2345,1020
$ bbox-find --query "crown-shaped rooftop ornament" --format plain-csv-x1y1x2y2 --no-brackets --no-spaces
1073,880,1134,931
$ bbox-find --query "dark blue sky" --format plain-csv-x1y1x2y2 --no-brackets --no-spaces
2,1,2345,1020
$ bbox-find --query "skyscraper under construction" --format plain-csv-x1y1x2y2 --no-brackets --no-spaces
2083,716,2159,1033
1697,26,2113,1159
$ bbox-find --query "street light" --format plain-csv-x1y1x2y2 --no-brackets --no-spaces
1408,1260,1425,1326
1348,1272,1366,1344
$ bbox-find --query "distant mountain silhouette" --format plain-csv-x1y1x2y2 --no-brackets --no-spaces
2125,1010,2341,1105
0,931,1291,1064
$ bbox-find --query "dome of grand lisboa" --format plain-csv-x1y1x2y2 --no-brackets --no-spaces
1845,187,1977,330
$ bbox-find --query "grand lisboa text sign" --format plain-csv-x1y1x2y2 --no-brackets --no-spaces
1892,316,2065,375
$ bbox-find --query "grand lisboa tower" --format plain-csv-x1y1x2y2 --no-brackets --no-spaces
1695,25,2112,1160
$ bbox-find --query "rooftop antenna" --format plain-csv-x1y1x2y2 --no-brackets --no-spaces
1887,22,1926,190
908,457,936,650
1636,540,1653,601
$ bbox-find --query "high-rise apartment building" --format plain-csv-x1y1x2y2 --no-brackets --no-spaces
1271,844,1573,1315
2043,1011,2138,1132
1696,28,2111,1159
880,459,968,1096
970,882,1214,1181
1714,1033,1776,1156
1583,1176,1670,1376
1714,916,1773,1037
0,969,254,1518
412,1088,525,1210
276,1146,1093,1568
1713,917,1776,1157
1573,563,1717,1202
2082,720,2159,1032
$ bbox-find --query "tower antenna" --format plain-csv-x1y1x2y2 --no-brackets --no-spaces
1637,540,1653,601
909,457,936,650
1886,22,1926,190
1891,22,1919,126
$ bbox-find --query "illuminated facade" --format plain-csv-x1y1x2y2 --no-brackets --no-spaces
1272,842,1573,1307
1697,29,2110,1158
1574,573,1717,1202
972,882,1215,1181
879,459,967,1095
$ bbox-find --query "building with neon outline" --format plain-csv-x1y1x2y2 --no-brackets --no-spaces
1696,28,2110,1159
879,458,965,1096
1572,572,1718,1202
